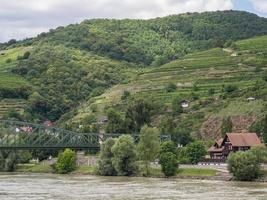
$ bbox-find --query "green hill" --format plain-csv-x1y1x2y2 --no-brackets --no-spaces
0,10,266,140
70,35,267,139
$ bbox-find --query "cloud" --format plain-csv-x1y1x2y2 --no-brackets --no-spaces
0,0,234,42
249,0,267,14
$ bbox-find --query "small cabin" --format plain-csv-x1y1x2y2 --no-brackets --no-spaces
181,100,190,108
208,133,261,159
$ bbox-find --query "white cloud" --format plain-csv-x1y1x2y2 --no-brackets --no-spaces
250,0,267,13
0,0,234,42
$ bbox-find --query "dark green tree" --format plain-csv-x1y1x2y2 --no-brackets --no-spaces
186,141,206,164
125,98,155,132
97,138,117,176
106,108,124,133
111,135,138,176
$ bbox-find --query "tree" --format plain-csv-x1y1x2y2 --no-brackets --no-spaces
186,141,206,164
221,116,233,137
111,135,138,176
97,138,117,176
125,98,155,132
263,115,267,144
55,149,76,174
227,151,261,181
160,152,178,177
159,141,178,176
173,128,193,146
249,145,267,163
0,151,17,172
106,108,124,133
172,96,183,115
137,125,160,176
160,141,176,155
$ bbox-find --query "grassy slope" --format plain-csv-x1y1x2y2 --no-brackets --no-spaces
0,47,30,118
70,35,267,137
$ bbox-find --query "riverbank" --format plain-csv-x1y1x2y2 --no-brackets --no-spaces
15,163,229,180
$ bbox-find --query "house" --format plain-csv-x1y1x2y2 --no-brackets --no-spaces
208,133,261,159
247,97,256,101
181,100,190,108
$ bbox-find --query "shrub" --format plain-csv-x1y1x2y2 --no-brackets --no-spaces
97,138,117,176
121,90,131,100
6,58,12,63
224,85,238,93
160,152,178,177
111,135,138,176
22,51,31,59
55,149,76,174
165,83,177,93
227,151,261,181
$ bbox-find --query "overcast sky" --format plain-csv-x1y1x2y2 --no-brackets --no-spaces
1,0,267,42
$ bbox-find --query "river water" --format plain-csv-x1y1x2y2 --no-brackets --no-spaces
0,174,267,200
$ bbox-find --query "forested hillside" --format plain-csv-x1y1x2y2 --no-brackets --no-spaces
0,10,267,141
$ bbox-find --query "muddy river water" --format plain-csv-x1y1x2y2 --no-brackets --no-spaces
0,174,267,200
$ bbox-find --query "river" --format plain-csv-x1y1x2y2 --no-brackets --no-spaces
0,174,267,200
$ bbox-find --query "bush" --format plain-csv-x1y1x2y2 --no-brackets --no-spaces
224,85,238,93
6,58,12,63
227,151,261,181
165,83,177,93
55,149,76,174
121,90,131,100
97,138,117,176
111,135,138,176
160,152,178,177
22,51,31,59
186,141,206,164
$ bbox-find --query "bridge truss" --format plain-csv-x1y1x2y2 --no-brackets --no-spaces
0,120,170,150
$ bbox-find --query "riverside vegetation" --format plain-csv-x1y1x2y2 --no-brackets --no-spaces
1,10,267,181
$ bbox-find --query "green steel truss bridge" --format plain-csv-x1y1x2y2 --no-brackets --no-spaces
0,120,170,150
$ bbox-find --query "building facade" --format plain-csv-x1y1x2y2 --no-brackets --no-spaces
208,133,262,159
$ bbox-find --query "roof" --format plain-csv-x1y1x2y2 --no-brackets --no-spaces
227,133,261,147
208,146,224,153
215,138,224,147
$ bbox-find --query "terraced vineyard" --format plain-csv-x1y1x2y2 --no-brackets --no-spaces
0,99,27,119
70,36,267,136
0,47,30,118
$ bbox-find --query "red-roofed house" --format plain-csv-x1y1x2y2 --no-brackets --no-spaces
208,133,262,159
